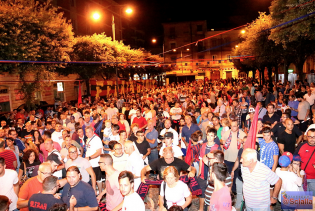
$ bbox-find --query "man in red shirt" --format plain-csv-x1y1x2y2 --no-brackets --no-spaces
132,109,147,131
296,128,315,196
17,163,52,211
0,138,17,170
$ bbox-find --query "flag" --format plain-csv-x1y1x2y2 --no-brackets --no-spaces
78,81,82,105
185,139,192,165
244,104,260,149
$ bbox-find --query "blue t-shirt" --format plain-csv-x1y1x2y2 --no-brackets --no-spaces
258,138,279,169
146,128,158,148
29,193,62,211
181,123,201,146
288,100,299,117
61,181,98,208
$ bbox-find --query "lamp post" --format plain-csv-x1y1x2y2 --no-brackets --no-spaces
92,6,133,97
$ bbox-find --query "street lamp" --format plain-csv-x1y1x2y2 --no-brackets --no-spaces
241,30,246,34
126,8,133,14
92,12,101,20
152,38,157,43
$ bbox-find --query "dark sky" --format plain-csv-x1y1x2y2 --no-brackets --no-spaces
116,0,273,42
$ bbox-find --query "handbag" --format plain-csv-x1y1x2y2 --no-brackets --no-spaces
302,149,315,191
20,162,29,187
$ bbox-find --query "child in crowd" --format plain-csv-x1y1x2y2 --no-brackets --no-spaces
109,124,120,141
102,120,112,153
190,132,201,176
290,154,305,191
220,118,230,138
276,155,302,204
108,140,118,155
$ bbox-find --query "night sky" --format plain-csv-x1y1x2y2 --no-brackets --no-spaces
116,0,273,42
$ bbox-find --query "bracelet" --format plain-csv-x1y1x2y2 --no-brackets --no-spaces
271,196,277,200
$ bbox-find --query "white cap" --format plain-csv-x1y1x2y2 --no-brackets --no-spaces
305,124,315,135
248,108,255,113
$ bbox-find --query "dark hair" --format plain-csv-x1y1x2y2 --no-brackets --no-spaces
42,176,58,192
267,103,275,108
212,162,228,182
100,154,113,165
43,131,52,139
8,129,16,136
93,114,99,120
22,149,40,163
118,170,134,184
75,123,81,132
168,205,184,211
282,112,290,119
232,99,239,104
0,195,10,211
49,204,68,211
84,111,90,115
0,157,4,166
66,166,80,175
112,124,120,131
206,127,217,135
212,150,224,163
190,133,199,143
108,141,118,150
119,130,126,135
136,130,144,136
261,127,271,134
143,104,150,109
33,130,43,140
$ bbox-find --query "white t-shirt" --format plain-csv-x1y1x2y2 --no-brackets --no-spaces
160,180,191,209
170,107,182,120
51,130,64,146
276,168,302,202
160,128,179,146
143,111,152,120
129,109,138,124
109,134,120,142
159,145,183,158
65,157,92,183
122,192,145,211
48,149,63,178
125,151,144,191
112,153,129,172
0,169,18,211
85,135,103,167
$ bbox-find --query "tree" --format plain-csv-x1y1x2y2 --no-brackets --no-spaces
269,0,315,78
232,12,284,86
0,0,73,109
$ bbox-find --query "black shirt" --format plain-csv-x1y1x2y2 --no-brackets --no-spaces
19,161,42,178
262,113,280,124
20,129,34,140
134,140,151,155
278,130,298,154
28,193,62,211
271,123,302,138
149,157,190,179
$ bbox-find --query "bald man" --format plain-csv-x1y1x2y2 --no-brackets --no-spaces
278,118,300,154
124,141,144,191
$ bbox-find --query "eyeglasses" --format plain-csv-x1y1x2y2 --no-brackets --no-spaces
114,148,122,151
69,151,77,154
138,135,144,137
40,171,52,176
98,162,105,165
308,136,315,139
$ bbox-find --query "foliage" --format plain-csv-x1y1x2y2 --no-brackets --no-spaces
0,0,73,109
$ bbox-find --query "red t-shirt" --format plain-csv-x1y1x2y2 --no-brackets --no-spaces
19,177,43,211
209,186,232,211
132,117,147,130
0,150,17,170
297,142,315,179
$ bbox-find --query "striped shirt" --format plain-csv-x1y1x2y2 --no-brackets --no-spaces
241,161,279,209
204,172,232,205
0,150,17,170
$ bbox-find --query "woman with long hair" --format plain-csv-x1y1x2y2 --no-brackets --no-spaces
18,149,41,182
5,137,20,171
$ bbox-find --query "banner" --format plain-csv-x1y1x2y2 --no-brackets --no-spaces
90,79,157,98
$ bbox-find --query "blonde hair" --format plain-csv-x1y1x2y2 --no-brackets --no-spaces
221,118,230,127
163,166,179,181
105,120,111,124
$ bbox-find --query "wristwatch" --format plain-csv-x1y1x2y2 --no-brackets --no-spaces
89,156,91,160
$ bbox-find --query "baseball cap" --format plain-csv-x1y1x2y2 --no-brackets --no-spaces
305,124,315,135
248,108,255,113
164,132,173,139
47,153,62,165
293,154,302,162
279,155,291,167
283,152,293,162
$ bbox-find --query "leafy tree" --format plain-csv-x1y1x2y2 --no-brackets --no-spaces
269,0,315,78
0,0,73,109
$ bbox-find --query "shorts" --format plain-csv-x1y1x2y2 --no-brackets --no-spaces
93,166,103,181
197,176,208,198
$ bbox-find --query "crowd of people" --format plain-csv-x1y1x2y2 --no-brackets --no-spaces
0,78,314,211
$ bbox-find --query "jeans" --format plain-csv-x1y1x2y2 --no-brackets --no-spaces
307,179,315,196
224,160,234,174
148,148,159,164
235,177,243,209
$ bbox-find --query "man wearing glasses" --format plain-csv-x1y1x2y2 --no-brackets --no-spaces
111,143,128,172
295,127,315,196
28,176,63,211
65,146,96,194
8,129,25,154
18,163,52,211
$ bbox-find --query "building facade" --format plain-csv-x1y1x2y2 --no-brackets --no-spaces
163,20,243,82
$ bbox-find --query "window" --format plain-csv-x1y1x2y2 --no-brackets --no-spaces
197,25,203,32
170,27,175,36
170,42,176,49
198,42,204,51
227,55,231,60
198,55,205,62
212,55,217,61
